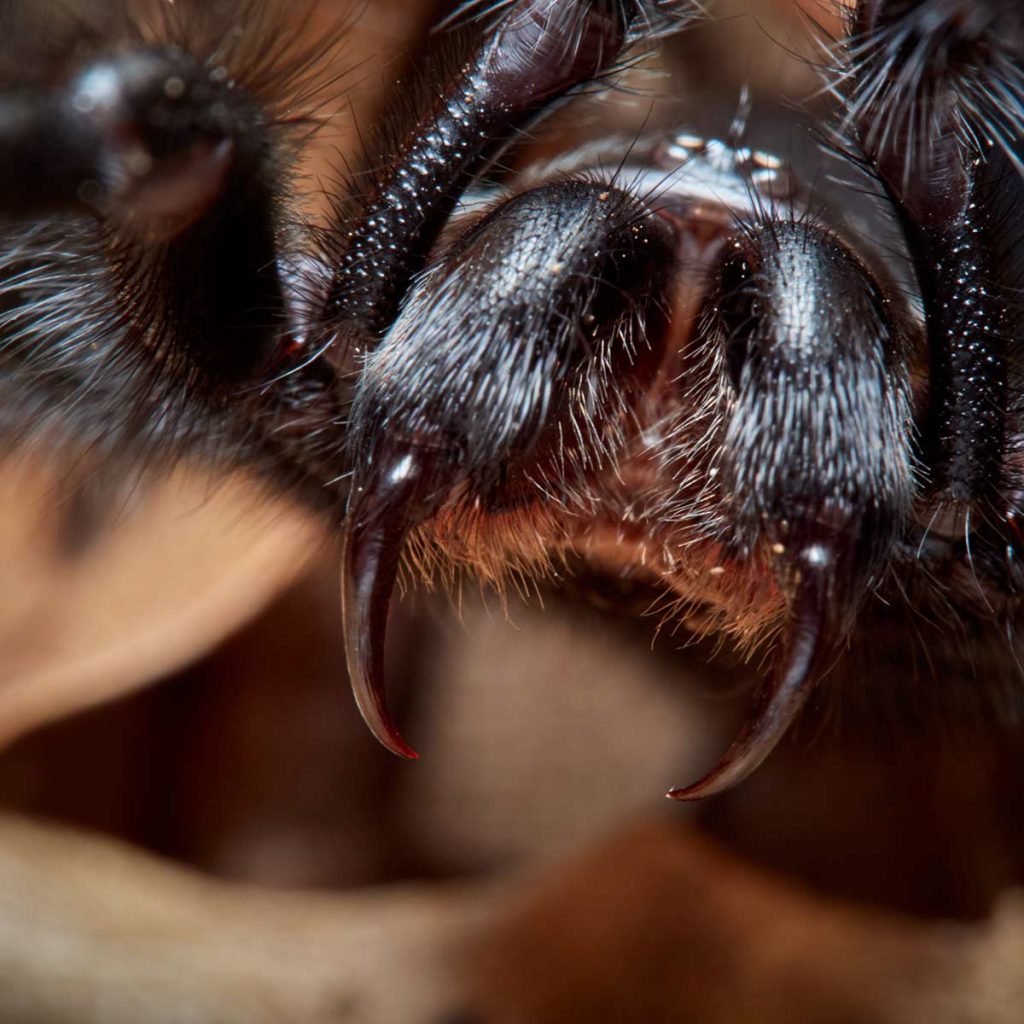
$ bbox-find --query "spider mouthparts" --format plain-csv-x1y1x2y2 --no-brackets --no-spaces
341,449,446,761
667,542,839,802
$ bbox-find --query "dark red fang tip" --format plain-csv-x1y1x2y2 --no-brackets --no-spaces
667,544,837,802
341,451,444,761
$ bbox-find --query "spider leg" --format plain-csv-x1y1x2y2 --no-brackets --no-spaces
314,0,701,350
0,45,289,385
0,17,350,503
841,0,1024,511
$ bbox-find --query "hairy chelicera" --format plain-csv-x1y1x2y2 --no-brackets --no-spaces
0,0,1022,797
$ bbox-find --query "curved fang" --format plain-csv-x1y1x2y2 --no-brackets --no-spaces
667,544,837,801
341,451,439,760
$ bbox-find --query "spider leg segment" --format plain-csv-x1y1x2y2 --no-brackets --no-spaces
839,0,1024,515
316,0,702,349
0,45,286,383
0,49,234,231
0,6,348,500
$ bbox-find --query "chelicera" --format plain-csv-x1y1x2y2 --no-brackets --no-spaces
0,0,1021,797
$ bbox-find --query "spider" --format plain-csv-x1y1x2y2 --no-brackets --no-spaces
0,0,1021,801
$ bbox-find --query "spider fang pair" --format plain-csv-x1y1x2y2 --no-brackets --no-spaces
0,0,1022,797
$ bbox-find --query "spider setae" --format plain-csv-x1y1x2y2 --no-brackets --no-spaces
0,0,1022,799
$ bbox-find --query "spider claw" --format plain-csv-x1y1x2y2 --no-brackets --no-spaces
341,450,442,761
667,542,838,801
341,511,419,761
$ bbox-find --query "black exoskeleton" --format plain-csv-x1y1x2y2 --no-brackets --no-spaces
0,0,1022,797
